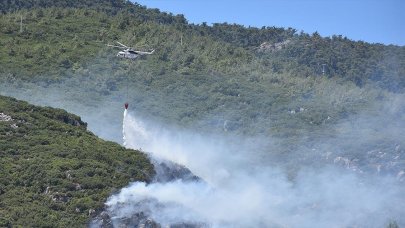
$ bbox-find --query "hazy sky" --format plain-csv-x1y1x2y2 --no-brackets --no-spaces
133,0,404,46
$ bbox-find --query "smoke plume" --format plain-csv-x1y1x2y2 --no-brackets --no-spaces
105,110,404,228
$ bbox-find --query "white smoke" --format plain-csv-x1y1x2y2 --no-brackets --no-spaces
107,110,404,227
121,111,248,186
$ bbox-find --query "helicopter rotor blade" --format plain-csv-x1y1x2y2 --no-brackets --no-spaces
107,44,124,49
116,41,129,48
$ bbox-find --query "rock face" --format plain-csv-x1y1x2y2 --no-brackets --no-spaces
89,211,114,228
152,159,200,183
0,112,13,121
318,144,405,179
257,39,291,52
91,208,204,228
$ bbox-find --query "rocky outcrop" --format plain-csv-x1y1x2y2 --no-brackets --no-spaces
257,39,291,52
91,206,205,228
319,144,405,180
0,113,13,122
152,159,200,183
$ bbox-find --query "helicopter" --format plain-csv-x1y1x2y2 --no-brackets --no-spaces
107,41,154,60
106,41,155,110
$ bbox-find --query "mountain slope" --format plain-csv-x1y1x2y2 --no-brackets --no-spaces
0,95,154,227
0,1,404,89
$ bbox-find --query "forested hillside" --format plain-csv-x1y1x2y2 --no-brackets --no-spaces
1,0,404,89
0,0,404,146
0,95,154,227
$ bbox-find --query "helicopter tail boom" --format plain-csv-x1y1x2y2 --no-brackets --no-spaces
136,49,155,55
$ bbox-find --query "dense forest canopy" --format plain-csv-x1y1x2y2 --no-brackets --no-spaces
0,95,154,227
0,0,404,91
